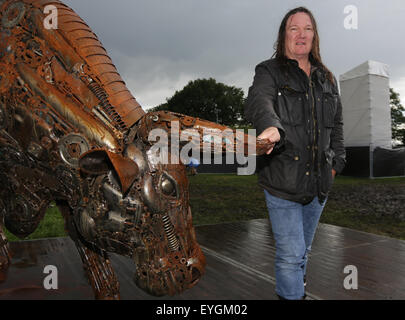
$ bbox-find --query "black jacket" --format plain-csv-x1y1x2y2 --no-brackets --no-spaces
245,58,346,204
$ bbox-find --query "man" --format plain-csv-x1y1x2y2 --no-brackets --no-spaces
244,7,346,300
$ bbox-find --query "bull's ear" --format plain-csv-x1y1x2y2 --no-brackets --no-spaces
79,149,139,195
79,149,111,174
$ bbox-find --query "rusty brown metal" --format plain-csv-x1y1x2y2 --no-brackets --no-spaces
0,0,273,299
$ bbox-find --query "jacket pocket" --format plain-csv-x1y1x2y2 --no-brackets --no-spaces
267,149,301,194
276,85,305,126
322,92,338,128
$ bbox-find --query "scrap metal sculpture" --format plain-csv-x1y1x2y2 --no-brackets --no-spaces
0,0,273,299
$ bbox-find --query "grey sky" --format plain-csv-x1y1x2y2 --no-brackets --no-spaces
64,0,405,110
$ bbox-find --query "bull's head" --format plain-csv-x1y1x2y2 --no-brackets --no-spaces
75,112,274,295
76,132,204,296
74,110,272,296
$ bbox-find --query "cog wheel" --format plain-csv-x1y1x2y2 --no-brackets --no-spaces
2,2,26,29
58,133,90,168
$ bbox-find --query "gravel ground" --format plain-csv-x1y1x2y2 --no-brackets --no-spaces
328,182,405,221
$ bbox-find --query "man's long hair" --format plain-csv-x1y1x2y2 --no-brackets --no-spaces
273,7,334,84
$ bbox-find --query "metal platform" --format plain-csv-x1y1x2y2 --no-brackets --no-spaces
0,219,404,300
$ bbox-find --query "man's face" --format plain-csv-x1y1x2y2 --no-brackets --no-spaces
284,12,314,60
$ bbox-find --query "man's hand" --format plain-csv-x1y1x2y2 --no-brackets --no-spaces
332,168,337,179
258,127,281,155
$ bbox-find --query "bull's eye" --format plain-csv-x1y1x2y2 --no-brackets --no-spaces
161,175,177,197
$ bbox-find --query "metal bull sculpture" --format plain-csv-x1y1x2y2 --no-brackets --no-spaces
0,0,273,299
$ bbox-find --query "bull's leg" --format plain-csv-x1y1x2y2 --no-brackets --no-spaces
74,240,121,300
0,201,11,281
57,202,120,300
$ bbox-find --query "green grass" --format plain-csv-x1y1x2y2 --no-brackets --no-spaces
3,174,405,241
4,203,67,242
327,175,405,186
188,174,268,225
188,174,405,240
190,174,405,240
320,176,405,240
319,203,405,240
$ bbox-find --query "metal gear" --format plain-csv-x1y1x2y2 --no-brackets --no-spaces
2,1,26,29
58,133,90,168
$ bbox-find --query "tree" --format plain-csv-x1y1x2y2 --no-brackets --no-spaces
151,78,248,127
390,88,405,146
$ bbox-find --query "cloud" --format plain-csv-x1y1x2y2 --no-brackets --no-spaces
63,0,405,107
114,53,197,109
111,49,256,109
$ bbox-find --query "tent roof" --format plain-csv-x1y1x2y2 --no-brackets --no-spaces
339,60,389,81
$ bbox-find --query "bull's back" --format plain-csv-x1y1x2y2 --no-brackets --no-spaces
0,0,145,151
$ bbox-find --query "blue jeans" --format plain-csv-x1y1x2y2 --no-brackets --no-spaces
264,190,326,300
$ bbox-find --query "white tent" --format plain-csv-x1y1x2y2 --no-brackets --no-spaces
339,60,393,177
340,60,391,150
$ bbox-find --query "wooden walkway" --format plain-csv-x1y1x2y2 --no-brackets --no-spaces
0,219,404,300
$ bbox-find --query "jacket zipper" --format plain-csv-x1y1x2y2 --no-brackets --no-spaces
305,70,316,172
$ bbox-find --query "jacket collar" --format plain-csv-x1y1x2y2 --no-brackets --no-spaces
283,58,324,82
285,56,320,71
277,56,328,85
